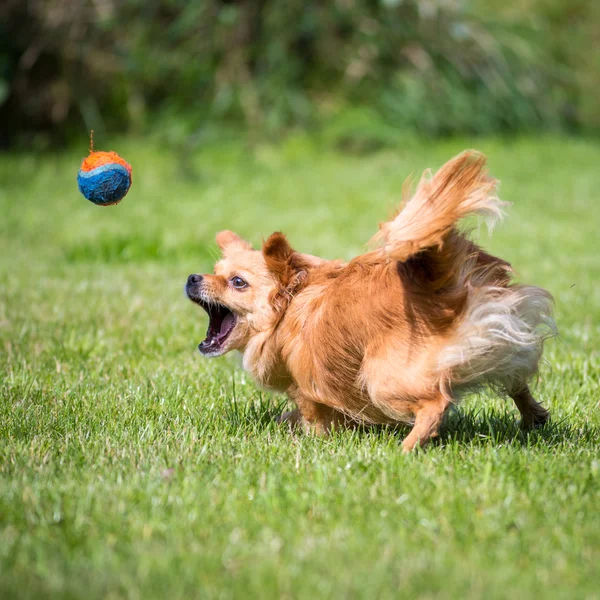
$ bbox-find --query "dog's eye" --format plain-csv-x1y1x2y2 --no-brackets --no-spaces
230,276,248,290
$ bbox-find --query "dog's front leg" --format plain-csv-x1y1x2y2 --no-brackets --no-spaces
401,394,451,453
283,391,347,435
275,408,302,427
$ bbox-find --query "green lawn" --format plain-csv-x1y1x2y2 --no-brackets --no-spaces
1,134,599,599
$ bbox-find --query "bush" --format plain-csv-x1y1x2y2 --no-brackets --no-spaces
0,0,597,148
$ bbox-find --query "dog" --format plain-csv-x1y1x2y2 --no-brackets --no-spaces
186,151,555,451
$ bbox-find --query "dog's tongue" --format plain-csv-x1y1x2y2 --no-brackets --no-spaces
219,312,235,337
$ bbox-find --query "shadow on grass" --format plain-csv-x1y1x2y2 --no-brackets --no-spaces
435,407,599,449
222,390,290,434
221,392,599,450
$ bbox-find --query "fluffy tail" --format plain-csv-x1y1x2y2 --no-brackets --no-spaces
439,284,556,393
371,151,506,261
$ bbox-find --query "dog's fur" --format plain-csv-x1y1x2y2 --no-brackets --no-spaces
186,151,556,451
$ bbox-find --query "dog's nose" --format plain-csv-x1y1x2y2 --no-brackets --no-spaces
187,274,203,286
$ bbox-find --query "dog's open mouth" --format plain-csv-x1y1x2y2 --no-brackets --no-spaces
192,298,237,355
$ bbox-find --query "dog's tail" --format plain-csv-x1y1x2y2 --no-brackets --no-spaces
438,284,556,393
371,151,505,261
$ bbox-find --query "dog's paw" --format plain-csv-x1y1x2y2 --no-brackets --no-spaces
520,409,550,430
276,409,302,428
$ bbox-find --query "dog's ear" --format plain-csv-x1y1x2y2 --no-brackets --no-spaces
263,232,312,313
216,230,253,256
263,232,327,284
262,232,295,284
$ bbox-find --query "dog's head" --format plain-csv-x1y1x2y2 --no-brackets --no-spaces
186,230,323,357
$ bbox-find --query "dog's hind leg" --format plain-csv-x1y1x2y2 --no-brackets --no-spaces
401,394,451,453
509,385,549,429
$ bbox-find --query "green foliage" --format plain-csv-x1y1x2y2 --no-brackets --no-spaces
1,136,600,597
1,0,598,147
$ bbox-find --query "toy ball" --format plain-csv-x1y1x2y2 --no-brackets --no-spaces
77,138,132,206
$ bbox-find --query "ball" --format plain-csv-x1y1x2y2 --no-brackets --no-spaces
77,151,132,206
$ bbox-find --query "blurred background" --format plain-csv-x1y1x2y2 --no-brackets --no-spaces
1,0,599,150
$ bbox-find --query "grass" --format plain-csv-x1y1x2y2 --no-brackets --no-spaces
1,133,599,599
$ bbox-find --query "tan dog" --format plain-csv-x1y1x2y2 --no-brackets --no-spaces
186,151,555,451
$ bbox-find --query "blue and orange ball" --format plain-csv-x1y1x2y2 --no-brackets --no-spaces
77,150,132,206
